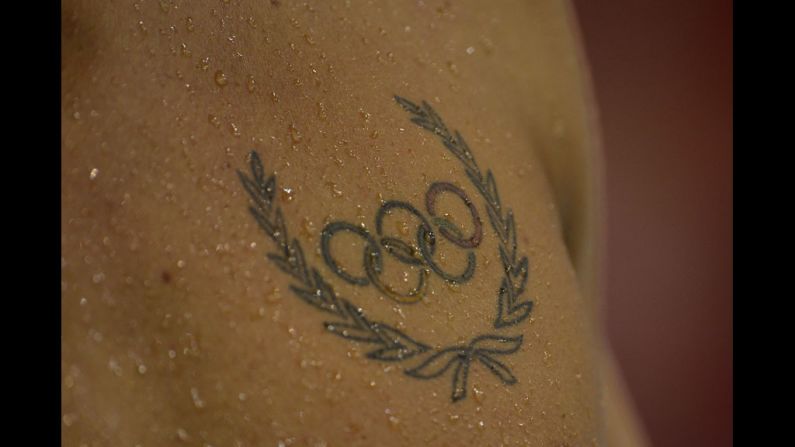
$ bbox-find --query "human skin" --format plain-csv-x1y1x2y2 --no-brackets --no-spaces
62,1,645,445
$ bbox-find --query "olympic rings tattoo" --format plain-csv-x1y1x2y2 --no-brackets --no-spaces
320,182,483,304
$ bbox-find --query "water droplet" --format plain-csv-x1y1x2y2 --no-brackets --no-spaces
176,428,191,442
472,384,485,402
280,187,294,203
137,364,147,374
359,109,371,122
92,272,105,284
190,387,206,408
185,17,194,32
89,168,99,180
247,75,256,92
177,260,186,269
388,415,400,429
300,217,315,238
168,349,177,359
271,91,279,103
198,56,211,71
466,46,476,55
214,70,229,87
208,114,221,127
445,281,461,293
325,182,343,198
238,392,247,401
108,358,123,376
289,124,302,145
230,122,241,137
62,413,78,427
180,43,192,57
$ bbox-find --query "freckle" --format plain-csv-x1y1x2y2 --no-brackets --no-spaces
162,270,172,283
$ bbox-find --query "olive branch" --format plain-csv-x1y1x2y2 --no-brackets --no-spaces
237,96,533,402
238,153,430,363
394,96,533,328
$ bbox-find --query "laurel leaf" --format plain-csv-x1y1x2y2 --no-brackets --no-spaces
421,101,450,137
290,284,337,315
267,254,300,280
494,296,533,329
485,203,506,241
511,256,529,296
411,116,438,133
484,171,501,209
450,359,469,402
271,208,288,246
249,207,274,236
248,150,266,183
367,346,421,362
286,238,309,283
310,268,343,316
470,334,523,355
476,355,518,385
405,348,465,379
324,322,381,343
394,95,422,115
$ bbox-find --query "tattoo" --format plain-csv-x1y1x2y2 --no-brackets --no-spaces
320,181,481,304
237,96,534,402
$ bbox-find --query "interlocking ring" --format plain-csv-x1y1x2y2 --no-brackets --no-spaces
320,182,484,303
321,222,382,286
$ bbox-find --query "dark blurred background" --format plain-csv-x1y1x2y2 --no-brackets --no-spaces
571,1,732,446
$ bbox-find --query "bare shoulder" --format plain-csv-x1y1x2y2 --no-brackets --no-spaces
62,1,613,445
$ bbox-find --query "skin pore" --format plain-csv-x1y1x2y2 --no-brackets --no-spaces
62,1,646,445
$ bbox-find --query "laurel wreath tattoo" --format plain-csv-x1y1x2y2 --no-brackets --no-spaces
237,96,534,402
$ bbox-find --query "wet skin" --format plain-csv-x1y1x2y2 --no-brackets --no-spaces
62,1,646,445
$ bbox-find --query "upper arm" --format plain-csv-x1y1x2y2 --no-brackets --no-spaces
62,1,609,445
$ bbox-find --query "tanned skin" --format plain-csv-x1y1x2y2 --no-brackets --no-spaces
62,1,647,445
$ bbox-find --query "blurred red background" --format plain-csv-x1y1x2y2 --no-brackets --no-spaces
571,1,732,446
